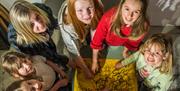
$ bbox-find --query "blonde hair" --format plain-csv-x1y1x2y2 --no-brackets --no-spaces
66,0,103,42
140,33,172,74
1,51,32,77
9,0,50,45
110,0,149,38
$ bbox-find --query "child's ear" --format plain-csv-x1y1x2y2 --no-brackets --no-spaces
163,53,169,60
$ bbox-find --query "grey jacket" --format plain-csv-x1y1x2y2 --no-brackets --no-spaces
58,1,95,58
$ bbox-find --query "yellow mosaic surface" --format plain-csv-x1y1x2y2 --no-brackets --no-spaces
73,59,138,91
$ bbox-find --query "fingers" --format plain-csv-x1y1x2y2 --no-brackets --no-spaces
91,61,99,74
139,69,149,78
92,65,98,74
115,62,122,69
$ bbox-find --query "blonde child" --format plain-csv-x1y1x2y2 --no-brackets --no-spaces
6,79,43,91
115,33,173,91
8,0,73,71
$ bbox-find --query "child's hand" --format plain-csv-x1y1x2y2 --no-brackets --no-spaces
139,68,150,78
59,79,69,87
49,78,69,91
115,62,123,69
58,66,68,79
91,61,99,74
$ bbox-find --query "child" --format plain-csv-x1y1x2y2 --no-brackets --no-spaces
91,0,149,73
1,51,68,91
6,79,43,91
115,33,173,91
8,0,73,70
58,0,103,78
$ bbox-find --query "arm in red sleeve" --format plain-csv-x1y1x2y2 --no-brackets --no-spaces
91,8,116,50
91,13,109,49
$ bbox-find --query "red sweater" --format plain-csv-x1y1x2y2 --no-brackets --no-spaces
91,8,146,51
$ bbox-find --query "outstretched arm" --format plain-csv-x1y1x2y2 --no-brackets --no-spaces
92,49,99,73
46,60,69,91
46,60,67,78
49,78,68,91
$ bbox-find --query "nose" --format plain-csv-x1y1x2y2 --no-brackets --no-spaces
23,64,30,71
34,83,40,89
148,52,156,58
83,9,91,19
127,12,133,20
33,21,42,31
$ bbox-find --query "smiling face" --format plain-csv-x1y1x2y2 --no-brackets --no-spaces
17,59,34,76
30,12,47,34
144,44,165,68
121,0,141,25
75,0,95,24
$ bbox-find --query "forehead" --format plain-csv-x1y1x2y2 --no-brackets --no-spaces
21,81,31,91
75,0,93,9
21,80,38,89
146,43,163,51
18,59,32,66
123,0,141,10
29,11,38,19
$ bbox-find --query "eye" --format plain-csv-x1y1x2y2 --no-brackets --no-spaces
135,11,139,14
36,15,40,21
124,7,129,11
134,11,140,15
155,52,163,57
18,62,24,69
126,8,129,11
77,9,83,13
27,82,32,85
88,6,94,10
144,49,150,53
30,23,34,27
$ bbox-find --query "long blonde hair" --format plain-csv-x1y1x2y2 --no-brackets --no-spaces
110,0,149,38
10,0,50,45
140,33,173,74
66,0,103,42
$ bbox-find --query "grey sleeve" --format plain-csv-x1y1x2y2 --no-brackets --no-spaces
60,28,80,57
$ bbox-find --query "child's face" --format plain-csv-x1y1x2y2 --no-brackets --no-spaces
75,0,95,24
121,0,141,25
18,59,34,76
30,12,46,34
144,44,164,68
20,79,43,91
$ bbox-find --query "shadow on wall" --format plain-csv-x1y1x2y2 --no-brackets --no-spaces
148,0,180,27
45,0,65,17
